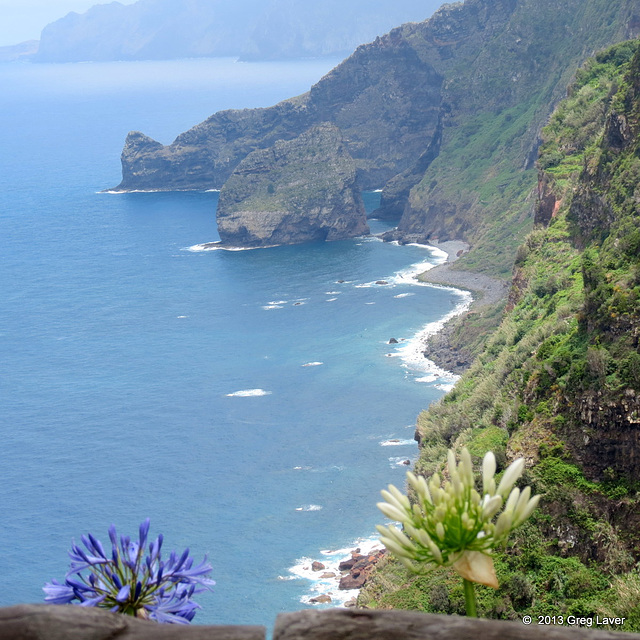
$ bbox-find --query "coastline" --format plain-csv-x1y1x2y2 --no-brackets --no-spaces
419,240,509,308
291,238,502,607
419,240,509,374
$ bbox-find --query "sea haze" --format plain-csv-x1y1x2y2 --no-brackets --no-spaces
0,57,468,626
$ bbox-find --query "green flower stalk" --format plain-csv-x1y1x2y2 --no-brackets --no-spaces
376,448,540,615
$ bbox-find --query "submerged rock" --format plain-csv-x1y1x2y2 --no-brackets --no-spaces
216,123,369,247
309,594,332,604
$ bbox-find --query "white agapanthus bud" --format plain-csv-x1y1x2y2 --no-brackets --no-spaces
376,448,540,589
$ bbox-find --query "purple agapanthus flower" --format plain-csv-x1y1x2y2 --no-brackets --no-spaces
44,519,215,624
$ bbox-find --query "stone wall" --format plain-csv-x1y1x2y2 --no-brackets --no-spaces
3,605,639,639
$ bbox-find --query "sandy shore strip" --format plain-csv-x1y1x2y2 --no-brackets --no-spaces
419,240,509,307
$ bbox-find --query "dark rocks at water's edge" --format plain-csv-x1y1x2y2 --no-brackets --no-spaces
423,320,474,375
213,124,369,248
338,549,387,590
304,547,387,606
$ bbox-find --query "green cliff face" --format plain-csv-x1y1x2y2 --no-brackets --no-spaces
114,0,639,265
360,41,640,626
215,123,368,247
395,0,640,277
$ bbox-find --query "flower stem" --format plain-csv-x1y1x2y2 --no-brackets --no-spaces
463,579,477,617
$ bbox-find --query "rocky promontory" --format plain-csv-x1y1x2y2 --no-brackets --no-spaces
213,124,369,247
110,0,640,275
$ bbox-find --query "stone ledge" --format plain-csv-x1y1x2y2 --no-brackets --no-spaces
0,604,265,640
3,605,638,640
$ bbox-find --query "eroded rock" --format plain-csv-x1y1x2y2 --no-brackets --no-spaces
215,124,369,248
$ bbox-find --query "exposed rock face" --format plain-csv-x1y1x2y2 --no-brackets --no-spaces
215,124,368,247
113,31,443,192
112,0,640,274
338,550,387,590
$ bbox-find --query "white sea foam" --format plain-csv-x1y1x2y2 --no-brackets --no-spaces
325,291,341,295
295,504,323,512
393,289,471,385
389,456,414,468
269,300,288,305
186,242,254,252
415,374,438,383
394,292,415,298
379,439,415,447
301,362,323,367
288,534,385,607
262,304,284,310
326,298,338,302
435,383,456,392
225,389,272,397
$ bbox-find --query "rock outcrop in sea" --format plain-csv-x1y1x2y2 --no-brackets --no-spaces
111,0,640,268
214,124,369,248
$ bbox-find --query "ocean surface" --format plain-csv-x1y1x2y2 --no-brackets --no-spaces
0,57,469,627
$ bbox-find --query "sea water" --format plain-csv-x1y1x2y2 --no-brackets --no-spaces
0,57,469,627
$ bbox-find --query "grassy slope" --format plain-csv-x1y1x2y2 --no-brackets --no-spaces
359,40,640,628
405,0,636,278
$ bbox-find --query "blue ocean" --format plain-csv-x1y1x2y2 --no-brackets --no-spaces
0,57,469,627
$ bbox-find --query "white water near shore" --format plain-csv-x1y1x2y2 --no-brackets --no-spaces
1,57,476,626
287,534,386,608
286,241,471,607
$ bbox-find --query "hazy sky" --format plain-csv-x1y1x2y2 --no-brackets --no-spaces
0,0,137,46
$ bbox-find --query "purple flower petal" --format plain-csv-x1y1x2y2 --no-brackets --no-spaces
115,584,131,603
43,580,75,604
45,521,213,625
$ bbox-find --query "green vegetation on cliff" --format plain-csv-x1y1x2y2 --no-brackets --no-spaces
399,0,640,278
360,40,640,628
115,0,639,269
215,123,368,247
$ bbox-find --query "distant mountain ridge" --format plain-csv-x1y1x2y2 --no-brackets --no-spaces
33,0,443,63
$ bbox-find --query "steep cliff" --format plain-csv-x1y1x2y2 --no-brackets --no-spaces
214,124,368,247
112,0,640,273
360,41,640,626
113,30,444,192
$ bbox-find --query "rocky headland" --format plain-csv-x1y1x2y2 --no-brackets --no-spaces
111,0,639,272
211,124,368,248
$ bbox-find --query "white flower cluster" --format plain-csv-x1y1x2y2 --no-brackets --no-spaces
376,448,540,588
